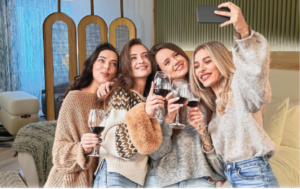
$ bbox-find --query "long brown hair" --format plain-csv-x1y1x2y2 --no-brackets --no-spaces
100,38,157,109
59,42,119,101
150,42,212,137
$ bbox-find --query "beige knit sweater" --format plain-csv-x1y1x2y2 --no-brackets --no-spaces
44,91,99,188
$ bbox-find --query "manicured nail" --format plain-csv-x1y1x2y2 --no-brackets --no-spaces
96,144,99,146
99,138,102,143
96,135,99,138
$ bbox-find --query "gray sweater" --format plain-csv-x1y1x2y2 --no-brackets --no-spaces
205,30,276,173
149,106,225,187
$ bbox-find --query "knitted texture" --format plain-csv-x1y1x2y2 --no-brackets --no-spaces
115,123,138,159
148,105,225,187
12,121,57,187
98,88,162,186
44,91,99,188
125,102,162,155
206,30,276,167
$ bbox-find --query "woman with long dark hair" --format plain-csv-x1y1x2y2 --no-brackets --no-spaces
45,43,119,188
189,2,279,188
93,38,162,188
137,42,225,188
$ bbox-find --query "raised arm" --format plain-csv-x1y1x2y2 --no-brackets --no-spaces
215,2,271,113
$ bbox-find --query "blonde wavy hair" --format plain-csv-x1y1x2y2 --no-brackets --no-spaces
189,41,236,115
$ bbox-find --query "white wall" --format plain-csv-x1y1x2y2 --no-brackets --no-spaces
65,0,153,49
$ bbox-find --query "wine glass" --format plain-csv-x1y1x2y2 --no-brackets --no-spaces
169,79,188,129
88,109,106,157
151,71,171,120
187,84,202,130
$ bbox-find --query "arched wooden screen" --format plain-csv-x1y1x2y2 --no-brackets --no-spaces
78,15,108,73
43,13,77,121
109,18,136,52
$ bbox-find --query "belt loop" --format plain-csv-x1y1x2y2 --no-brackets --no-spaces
262,156,268,165
233,162,236,169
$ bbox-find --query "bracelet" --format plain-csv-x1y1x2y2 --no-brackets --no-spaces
195,124,208,130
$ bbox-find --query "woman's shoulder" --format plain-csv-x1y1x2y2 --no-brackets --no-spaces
64,90,97,106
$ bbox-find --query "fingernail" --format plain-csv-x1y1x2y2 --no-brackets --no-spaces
176,97,180,99
195,108,198,110
215,10,217,13
96,135,99,138
96,144,99,146
180,104,184,106
99,138,102,143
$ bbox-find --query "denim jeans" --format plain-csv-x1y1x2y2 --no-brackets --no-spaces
224,156,280,188
93,160,142,188
143,168,216,188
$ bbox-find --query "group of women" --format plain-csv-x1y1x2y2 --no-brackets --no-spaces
45,3,279,188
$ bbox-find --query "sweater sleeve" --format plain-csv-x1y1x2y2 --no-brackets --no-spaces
52,93,94,173
232,29,272,113
149,120,173,160
125,103,163,155
101,88,162,160
202,146,226,179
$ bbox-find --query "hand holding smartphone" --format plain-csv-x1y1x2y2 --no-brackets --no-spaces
196,6,230,23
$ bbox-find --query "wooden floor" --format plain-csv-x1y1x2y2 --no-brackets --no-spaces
0,142,21,172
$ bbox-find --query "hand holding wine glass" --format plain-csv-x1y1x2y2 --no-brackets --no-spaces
87,109,106,157
187,85,205,131
168,79,188,129
145,82,165,117
150,71,171,120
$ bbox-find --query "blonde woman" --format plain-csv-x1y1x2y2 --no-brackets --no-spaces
189,2,279,188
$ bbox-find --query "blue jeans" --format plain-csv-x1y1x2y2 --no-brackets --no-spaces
143,168,216,188
224,156,280,188
93,160,142,188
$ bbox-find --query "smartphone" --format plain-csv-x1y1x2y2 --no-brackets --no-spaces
196,6,230,23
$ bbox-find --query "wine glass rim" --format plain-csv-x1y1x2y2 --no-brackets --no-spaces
172,79,188,83
156,71,169,74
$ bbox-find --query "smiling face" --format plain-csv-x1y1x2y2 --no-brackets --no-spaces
155,48,188,80
194,49,221,90
92,49,118,85
130,44,152,79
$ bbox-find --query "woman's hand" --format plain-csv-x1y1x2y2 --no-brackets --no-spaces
165,93,183,124
81,133,99,154
145,82,165,117
215,2,249,39
97,81,114,98
187,107,205,132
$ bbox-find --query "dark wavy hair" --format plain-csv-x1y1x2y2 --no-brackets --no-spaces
100,38,157,109
60,42,119,101
150,42,212,137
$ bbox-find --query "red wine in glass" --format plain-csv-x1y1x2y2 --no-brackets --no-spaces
174,97,187,104
89,126,105,135
187,101,200,108
154,89,171,97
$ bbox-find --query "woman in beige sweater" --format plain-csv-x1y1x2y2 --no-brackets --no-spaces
44,43,119,188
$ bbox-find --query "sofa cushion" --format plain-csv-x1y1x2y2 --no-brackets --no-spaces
280,101,299,149
0,91,40,115
264,97,289,147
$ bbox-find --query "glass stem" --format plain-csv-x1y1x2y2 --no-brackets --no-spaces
93,147,97,155
175,109,179,123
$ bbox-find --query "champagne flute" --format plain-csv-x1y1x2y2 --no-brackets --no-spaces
88,109,106,157
151,71,171,120
169,79,188,129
